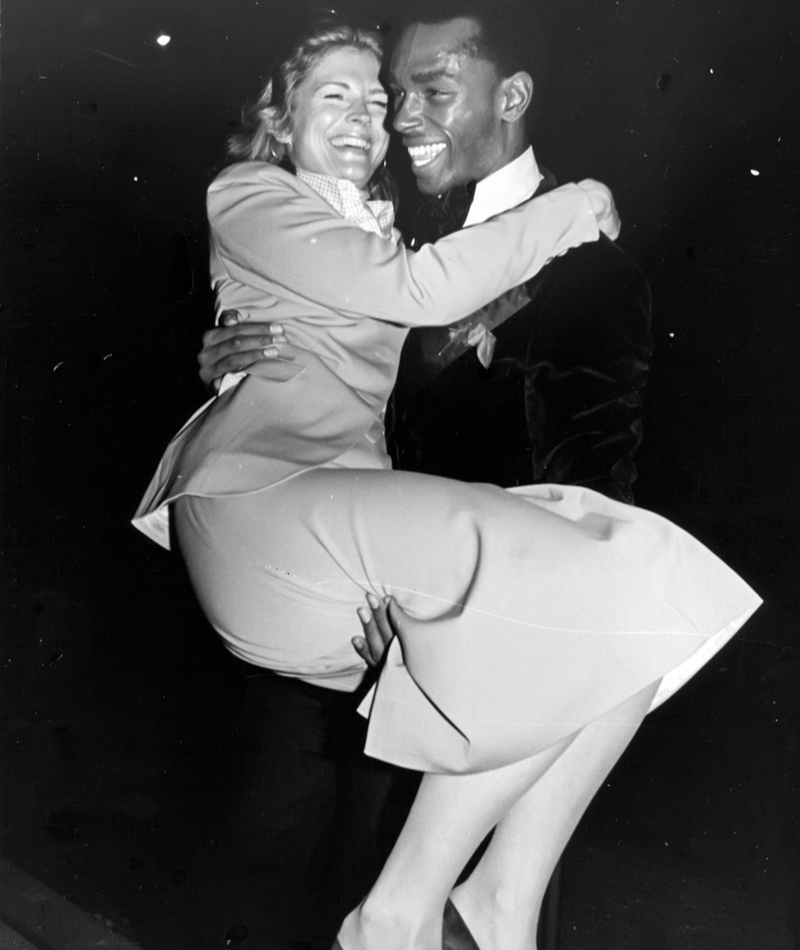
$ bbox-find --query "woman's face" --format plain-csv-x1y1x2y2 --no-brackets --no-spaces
285,46,390,189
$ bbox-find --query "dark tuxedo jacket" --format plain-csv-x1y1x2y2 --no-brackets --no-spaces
388,182,653,503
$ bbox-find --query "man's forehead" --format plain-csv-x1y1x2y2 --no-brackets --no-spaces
389,17,481,78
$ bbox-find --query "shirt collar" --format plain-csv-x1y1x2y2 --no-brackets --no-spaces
462,146,542,228
296,169,396,241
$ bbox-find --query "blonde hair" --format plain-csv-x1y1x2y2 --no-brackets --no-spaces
228,25,384,165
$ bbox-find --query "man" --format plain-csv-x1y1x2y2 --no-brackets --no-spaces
198,0,651,939
385,10,651,503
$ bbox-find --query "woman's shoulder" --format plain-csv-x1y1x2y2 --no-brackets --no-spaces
208,161,300,196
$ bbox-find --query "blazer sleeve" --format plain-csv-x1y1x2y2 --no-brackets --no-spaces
523,238,653,503
207,162,601,329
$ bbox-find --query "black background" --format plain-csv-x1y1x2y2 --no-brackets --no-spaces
2,1,799,948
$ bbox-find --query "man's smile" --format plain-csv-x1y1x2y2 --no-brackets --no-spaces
406,142,448,167
390,18,516,194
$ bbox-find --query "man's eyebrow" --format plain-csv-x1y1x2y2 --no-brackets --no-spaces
409,67,454,84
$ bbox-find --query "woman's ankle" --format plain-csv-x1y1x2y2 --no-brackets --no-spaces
338,895,443,950
449,883,541,950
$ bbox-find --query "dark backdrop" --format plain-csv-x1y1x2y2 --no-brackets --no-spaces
1,0,798,947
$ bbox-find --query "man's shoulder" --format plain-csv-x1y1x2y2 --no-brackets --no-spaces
524,232,649,311
552,230,644,277
530,172,646,287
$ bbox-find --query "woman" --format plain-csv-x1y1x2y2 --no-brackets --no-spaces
133,23,760,950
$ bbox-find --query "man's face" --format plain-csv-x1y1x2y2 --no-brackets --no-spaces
389,18,508,196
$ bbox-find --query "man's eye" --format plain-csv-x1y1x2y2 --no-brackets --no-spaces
425,88,448,99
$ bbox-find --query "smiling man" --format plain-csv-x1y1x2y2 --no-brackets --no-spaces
381,0,652,499
391,16,520,196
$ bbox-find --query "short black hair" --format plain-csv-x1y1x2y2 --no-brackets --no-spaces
389,0,548,120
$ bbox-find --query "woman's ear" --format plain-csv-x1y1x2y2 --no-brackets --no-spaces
263,104,292,146
500,72,533,124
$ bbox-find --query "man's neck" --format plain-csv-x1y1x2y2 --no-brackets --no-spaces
462,145,542,228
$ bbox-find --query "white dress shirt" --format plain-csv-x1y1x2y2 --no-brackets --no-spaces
449,146,543,366
463,146,543,228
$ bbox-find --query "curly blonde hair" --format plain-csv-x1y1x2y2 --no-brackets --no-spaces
228,25,384,166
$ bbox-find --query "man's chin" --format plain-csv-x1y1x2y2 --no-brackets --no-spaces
411,166,454,196
414,178,444,196
410,162,470,197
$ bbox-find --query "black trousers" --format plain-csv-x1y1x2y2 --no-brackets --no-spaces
220,663,419,936
211,661,562,948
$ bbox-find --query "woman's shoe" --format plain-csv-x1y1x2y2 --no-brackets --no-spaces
443,898,481,950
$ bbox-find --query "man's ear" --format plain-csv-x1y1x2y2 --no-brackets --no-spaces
499,72,533,124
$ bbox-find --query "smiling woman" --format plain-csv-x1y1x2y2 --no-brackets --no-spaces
281,47,389,188
227,24,394,199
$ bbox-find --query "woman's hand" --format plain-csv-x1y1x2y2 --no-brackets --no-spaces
577,179,621,241
353,594,397,668
198,310,289,392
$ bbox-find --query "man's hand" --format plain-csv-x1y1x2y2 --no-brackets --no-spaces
353,594,397,668
198,309,288,393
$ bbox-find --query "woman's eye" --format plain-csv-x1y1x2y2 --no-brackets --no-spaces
371,100,388,110
324,93,346,100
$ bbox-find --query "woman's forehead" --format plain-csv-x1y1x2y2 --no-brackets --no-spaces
308,46,383,85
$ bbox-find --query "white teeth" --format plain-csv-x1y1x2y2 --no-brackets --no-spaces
407,143,447,166
330,136,370,150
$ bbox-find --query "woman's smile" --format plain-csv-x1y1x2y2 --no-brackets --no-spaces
285,47,390,188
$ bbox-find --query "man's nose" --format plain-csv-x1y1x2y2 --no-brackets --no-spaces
393,93,422,132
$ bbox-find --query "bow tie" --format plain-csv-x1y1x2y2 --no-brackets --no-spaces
409,181,477,245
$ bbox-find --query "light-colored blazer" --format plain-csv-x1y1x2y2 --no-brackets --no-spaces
133,162,600,548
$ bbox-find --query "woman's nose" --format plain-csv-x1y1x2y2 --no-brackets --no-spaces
349,99,370,123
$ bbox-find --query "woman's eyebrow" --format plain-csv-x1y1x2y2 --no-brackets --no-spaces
314,80,387,97
315,80,351,91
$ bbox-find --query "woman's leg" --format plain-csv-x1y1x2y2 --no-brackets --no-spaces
338,681,657,950
172,472,754,948
337,733,577,950
449,681,659,950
